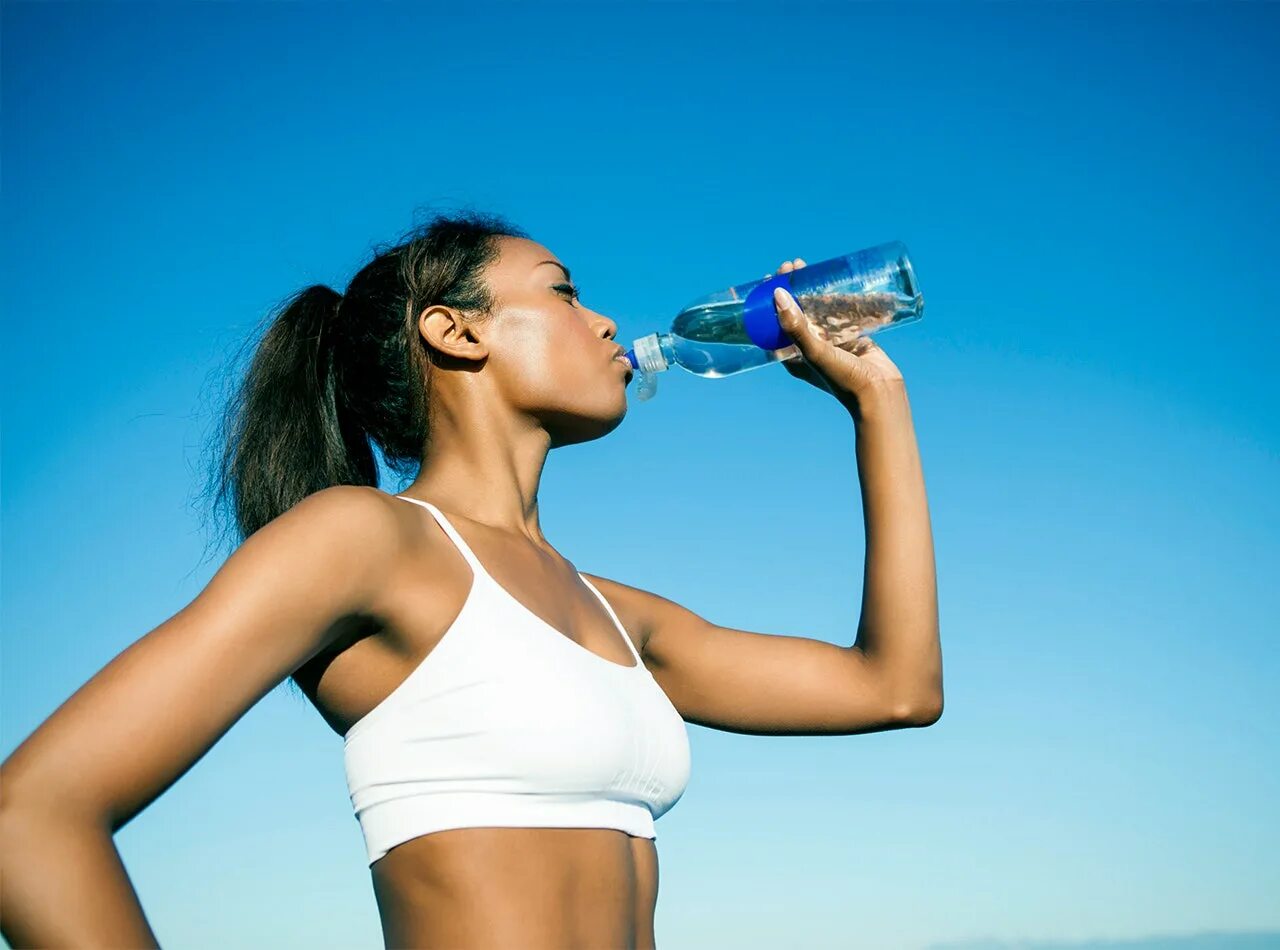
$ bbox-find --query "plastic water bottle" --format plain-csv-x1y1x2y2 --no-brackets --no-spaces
624,241,924,401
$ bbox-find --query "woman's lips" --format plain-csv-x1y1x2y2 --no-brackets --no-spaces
613,355,634,381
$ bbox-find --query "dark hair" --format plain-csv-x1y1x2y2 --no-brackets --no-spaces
198,208,529,555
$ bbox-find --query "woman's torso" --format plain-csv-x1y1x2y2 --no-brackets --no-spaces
291,489,675,948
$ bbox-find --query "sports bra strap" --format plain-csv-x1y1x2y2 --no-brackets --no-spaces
578,574,644,664
392,495,488,578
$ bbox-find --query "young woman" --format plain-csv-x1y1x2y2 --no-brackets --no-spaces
0,211,942,949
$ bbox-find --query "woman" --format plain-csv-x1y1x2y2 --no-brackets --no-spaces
0,211,942,949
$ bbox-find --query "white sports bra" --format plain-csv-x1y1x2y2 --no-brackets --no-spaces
342,495,692,866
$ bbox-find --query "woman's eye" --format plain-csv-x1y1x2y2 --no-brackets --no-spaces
553,283,581,304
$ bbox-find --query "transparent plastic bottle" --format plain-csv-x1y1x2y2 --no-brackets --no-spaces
624,241,924,401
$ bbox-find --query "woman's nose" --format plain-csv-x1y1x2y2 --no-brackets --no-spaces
594,314,618,340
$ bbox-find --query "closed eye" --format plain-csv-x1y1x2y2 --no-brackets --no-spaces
552,283,581,304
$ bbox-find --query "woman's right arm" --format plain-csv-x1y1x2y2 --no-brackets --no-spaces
0,485,402,948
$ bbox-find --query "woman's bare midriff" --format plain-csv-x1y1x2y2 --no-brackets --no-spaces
371,826,658,949
292,490,662,948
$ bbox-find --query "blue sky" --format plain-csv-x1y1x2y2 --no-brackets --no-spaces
3,3,1277,948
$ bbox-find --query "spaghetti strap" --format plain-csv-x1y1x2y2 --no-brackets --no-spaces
392,495,489,579
578,574,644,665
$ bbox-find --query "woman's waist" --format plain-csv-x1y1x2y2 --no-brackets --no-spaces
372,826,657,949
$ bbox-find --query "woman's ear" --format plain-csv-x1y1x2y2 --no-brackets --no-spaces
418,304,489,362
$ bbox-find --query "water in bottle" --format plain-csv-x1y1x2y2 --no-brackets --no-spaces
625,241,924,401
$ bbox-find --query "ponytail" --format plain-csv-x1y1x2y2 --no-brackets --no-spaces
211,284,376,543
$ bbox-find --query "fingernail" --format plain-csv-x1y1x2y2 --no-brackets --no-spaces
773,287,790,307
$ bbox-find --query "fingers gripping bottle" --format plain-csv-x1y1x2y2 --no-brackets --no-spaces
624,241,924,401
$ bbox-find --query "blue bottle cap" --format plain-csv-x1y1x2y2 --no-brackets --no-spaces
624,348,638,368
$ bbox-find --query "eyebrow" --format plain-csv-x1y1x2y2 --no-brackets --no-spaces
536,260,572,282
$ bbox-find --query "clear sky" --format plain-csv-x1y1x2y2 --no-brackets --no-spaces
3,3,1277,948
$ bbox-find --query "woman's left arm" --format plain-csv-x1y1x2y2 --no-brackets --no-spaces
587,391,940,735
583,259,940,737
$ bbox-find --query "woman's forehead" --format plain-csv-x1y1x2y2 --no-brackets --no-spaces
496,239,568,281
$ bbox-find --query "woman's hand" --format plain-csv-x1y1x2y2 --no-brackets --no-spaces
768,258,906,411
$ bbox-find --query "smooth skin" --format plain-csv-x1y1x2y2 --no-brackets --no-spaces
0,241,941,949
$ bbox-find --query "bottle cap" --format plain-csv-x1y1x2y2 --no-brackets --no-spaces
632,333,669,374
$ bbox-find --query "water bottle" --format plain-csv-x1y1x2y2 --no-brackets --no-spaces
623,241,924,401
